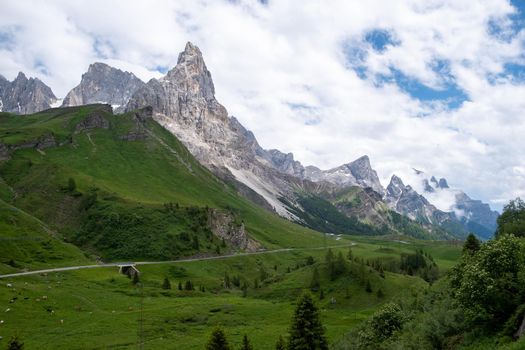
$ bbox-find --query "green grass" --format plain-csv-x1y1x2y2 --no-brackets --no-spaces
0,199,90,274
0,243,440,349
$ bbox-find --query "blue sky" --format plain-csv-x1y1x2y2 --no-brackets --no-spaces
0,0,524,212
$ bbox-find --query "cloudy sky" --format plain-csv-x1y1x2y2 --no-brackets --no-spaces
1,0,524,211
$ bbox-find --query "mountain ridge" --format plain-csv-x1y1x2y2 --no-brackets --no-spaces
1,42,499,239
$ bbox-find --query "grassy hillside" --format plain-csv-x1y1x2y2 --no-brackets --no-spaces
0,239,461,349
0,105,349,267
0,199,90,274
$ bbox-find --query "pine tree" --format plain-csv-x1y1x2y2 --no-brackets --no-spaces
7,334,24,350
325,249,336,280
335,252,347,276
185,280,193,291
239,335,253,350
162,277,171,290
288,293,328,350
178,281,183,290
206,326,231,350
462,233,481,255
275,335,286,350
310,267,321,291
365,279,372,293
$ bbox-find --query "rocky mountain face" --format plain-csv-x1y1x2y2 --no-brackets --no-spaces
384,175,462,231
126,42,323,218
0,72,57,114
420,174,498,239
304,156,385,195
122,42,474,239
62,62,145,110
264,150,385,195
2,41,490,240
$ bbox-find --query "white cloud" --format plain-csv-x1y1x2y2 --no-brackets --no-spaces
0,0,524,211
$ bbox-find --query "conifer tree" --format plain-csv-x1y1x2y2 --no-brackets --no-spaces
178,281,183,290
239,334,253,350
288,293,328,350
206,326,231,350
185,280,193,291
365,280,372,293
275,336,286,350
462,233,481,255
7,334,24,350
310,267,321,291
162,277,171,290
325,249,336,280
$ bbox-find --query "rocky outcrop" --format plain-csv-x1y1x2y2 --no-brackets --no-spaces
515,314,525,340
208,209,261,251
0,143,9,160
302,155,385,195
75,111,110,133
118,107,153,141
63,63,145,110
263,149,305,178
0,133,57,159
0,72,57,114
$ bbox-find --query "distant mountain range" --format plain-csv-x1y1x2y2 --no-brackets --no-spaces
0,42,499,239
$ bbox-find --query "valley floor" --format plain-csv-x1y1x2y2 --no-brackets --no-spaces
0,237,460,349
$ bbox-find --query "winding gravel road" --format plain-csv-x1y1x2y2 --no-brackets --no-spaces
0,243,356,279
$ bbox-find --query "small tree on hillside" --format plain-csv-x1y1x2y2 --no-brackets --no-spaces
240,335,253,350
184,280,194,291
365,280,372,293
206,327,231,350
288,293,329,350
7,334,24,350
162,277,171,290
275,335,286,350
67,177,76,192
325,249,336,280
462,233,481,255
310,267,321,291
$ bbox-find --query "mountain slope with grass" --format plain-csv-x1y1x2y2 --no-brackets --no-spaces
0,104,342,268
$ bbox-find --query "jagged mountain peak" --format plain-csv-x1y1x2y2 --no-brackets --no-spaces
386,174,405,198
438,178,449,189
15,71,27,81
0,71,56,114
62,62,145,109
165,41,216,101
178,41,202,62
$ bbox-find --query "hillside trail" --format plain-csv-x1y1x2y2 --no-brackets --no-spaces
0,243,357,279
